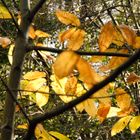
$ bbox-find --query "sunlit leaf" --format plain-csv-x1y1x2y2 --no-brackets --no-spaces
129,116,140,133
0,37,11,48
59,28,76,42
100,49,128,71
8,44,14,64
116,88,131,111
56,10,80,26
107,107,121,118
35,30,51,38
53,51,80,79
0,4,11,19
76,57,100,86
97,103,110,122
23,71,46,80
36,86,49,108
17,123,28,129
111,116,132,136
127,72,140,84
65,76,77,95
49,131,70,140
24,78,46,92
83,99,97,117
35,124,55,140
133,36,140,48
76,102,85,112
28,25,36,39
67,29,86,50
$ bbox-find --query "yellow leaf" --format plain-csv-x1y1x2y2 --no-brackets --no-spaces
35,124,55,140
0,4,11,19
67,29,86,50
35,30,51,38
76,57,100,86
83,99,97,117
56,10,80,26
107,107,121,118
129,116,140,133
23,71,46,80
0,37,11,48
65,76,77,95
76,102,85,112
53,51,80,79
8,44,14,65
36,86,49,108
24,78,46,92
28,25,36,39
127,72,140,84
116,88,131,111
59,28,76,42
133,36,140,48
17,123,28,129
111,116,132,136
49,131,70,140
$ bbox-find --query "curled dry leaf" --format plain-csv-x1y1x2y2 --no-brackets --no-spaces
23,71,46,80
0,37,11,48
111,116,132,136
56,10,80,26
53,51,80,79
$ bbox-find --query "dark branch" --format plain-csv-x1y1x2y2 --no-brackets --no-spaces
24,49,140,139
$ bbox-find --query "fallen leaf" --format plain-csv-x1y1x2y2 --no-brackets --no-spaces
56,10,80,26
111,116,132,136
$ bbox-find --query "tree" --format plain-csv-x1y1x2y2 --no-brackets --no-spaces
0,0,140,140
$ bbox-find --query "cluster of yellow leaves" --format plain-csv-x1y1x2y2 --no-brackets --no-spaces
0,4,11,19
20,71,49,108
17,123,70,140
98,21,140,52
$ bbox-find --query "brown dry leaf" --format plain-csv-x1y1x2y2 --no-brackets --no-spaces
35,30,50,38
111,116,132,136
83,99,97,117
100,49,128,71
23,71,46,80
127,72,140,84
56,10,80,26
119,24,136,46
59,28,76,42
98,21,114,52
65,76,77,95
76,57,100,86
53,51,80,79
28,26,36,39
0,37,11,48
133,36,140,48
97,103,111,122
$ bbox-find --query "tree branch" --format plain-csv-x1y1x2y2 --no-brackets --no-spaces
24,49,140,139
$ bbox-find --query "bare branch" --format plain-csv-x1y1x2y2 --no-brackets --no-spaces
24,49,140,139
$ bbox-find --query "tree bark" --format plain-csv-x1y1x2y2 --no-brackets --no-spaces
1,1,30,140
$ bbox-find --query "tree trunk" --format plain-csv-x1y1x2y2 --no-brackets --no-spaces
1,1,30,140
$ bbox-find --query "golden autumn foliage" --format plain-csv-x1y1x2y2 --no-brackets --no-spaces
0,4,12,19
0,37,11,48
